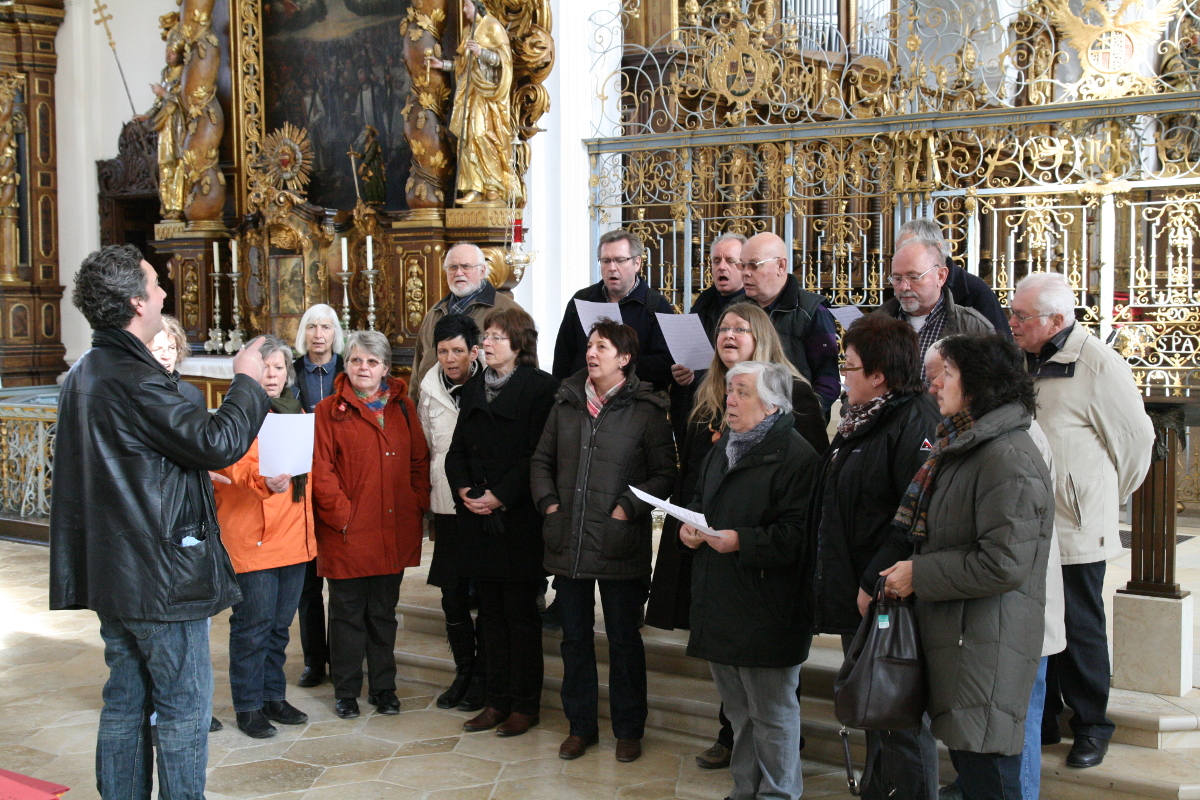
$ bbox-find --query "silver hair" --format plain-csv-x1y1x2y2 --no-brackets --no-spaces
596,228,645,260
710,231,747,257
344,330,393,371
1015,272,1076,320
726,361,793,416
294,304,346,356
896,219,950,260
258,335,297,388
443,242,486,270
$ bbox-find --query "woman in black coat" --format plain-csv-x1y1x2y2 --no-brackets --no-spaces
809,313,941,800
444,307,558,738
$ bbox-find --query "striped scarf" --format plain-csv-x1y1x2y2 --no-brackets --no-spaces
892,408,975,541
585,377,625,418
353,379,389,429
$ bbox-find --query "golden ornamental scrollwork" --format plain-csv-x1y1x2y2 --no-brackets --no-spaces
233,0,264,216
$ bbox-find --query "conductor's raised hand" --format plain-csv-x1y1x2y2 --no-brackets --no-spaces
232,336,267,382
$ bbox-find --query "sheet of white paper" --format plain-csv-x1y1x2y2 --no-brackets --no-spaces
830,305,865,329
575,299,623,336
258,414,316,477
655,313,715,371
628,485,727,539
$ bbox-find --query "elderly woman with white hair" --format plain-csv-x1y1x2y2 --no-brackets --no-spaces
311,330,431,719
680,360,821,800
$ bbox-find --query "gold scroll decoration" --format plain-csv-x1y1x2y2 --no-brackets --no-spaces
0,72,23,283
179,0,226,226
400,1,453,213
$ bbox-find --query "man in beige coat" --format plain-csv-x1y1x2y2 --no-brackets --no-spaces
1010,272,1153,770
410,243,522,402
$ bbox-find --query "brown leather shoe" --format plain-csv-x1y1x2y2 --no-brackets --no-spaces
496,711,539,736
463,706,509,732
615,738,642,762
559,733,599,759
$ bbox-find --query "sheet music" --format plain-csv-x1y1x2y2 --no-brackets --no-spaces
575,299,623,336
830,305,865,329
258,414,315,477
656,313,715,371
628,486,727,538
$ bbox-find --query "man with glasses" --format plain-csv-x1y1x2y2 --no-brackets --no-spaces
1010,272,1152,771
738,232,840,415
552,228,675,390
879,239,993,376
412,242,523,402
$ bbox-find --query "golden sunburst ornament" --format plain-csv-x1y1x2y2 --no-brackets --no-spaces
259,123,313,193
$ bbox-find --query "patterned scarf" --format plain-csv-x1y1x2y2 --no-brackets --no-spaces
447,281,488,316
269,393,308,502
726,410,781,469
836,392,893,439
484,365,516,402
585,376,626,418
353,379,389,429
892,408,975,541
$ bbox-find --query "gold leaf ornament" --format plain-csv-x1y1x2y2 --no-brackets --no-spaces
258,123,314,193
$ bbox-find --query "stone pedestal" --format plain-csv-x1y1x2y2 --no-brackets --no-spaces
1112,593,1193,697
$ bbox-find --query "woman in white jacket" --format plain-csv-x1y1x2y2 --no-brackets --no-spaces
417,314,484,711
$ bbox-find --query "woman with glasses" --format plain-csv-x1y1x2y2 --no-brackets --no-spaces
645,301,827,768
809,313,943,799
150,315,204,410
312,330,431,720
444,307,559,736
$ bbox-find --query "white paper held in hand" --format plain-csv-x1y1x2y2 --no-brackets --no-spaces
655,313,714,371
628,485,727,539
258,414,316,477
575,299,623,336
829,305,864,329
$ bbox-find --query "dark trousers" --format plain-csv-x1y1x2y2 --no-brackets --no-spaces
477,579,543,715
297,558,328,670
327,573,403,699
228,563,306,712
555,576,648,740
1043,561,1114,740
949,749,1022,800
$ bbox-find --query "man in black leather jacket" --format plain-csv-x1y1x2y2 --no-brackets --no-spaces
49,244,270,800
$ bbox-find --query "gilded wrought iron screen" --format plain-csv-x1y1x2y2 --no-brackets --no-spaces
587,0,1200,396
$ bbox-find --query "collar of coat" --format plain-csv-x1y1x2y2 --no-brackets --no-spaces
93,327,175,379
437,280,497,313
555,370,669,412
836,391,927,444
581,277,652,307
1029,323,1088,379
457,364,538,420
329,371,410,421
419,362,471,412
937,401,1032,460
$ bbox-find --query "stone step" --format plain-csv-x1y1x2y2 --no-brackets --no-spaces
396,600,1200,799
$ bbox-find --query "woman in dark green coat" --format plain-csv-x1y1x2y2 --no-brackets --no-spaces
883,334,1053,800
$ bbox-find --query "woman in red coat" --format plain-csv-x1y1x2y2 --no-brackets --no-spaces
312,330,431,719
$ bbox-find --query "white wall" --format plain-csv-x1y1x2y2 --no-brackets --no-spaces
58,0,178,365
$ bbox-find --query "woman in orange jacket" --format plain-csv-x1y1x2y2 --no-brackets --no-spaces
215,336,317,739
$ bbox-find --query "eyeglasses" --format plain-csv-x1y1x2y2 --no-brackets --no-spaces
838,363,865,373
481,334,509,343
716,326,752,336
888,264,940,287
737,257,783,271
348,356,384,368
598,256,635,267
1007,308,1052,323
446,264,484,274
150,345,178,356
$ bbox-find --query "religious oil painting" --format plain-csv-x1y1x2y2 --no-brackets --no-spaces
263,0,413,211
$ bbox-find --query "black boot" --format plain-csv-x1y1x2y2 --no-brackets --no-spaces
457,618,487,712
437,621,476,709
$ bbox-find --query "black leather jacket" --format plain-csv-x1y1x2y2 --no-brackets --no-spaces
50,328,269,621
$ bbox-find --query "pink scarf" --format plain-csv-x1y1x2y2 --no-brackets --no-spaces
585,377,625,418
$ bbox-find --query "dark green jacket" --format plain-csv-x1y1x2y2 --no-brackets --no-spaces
912,402,1053,756
531,372,677,580
686,413,820,668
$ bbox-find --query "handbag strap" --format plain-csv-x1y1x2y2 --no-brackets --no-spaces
838,727,873,797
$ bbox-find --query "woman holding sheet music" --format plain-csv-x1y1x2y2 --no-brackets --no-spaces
530,319,676,763
213,335,317,739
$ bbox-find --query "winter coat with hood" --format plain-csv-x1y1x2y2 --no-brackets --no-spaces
911,402,1053,756
531,372,677,581
417,362,478,516
311,373,430,580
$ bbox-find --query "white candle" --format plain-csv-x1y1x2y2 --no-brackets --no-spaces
230,239,239,274
366,235,374,270
212,241,220,272
341,236,349,271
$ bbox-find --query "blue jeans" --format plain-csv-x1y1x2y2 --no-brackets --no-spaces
555,576,648,739
229,562,306,712
96,614,212,800
1022,657,1049,800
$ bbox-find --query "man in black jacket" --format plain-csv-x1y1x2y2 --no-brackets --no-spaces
50,245,269,800
552,229,676,390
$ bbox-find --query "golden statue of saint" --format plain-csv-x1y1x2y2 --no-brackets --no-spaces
149,12,187,220
426,1,516,206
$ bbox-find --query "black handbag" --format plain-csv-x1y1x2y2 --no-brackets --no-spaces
834,576,927,731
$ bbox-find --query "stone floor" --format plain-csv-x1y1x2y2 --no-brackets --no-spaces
0,539,858,800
